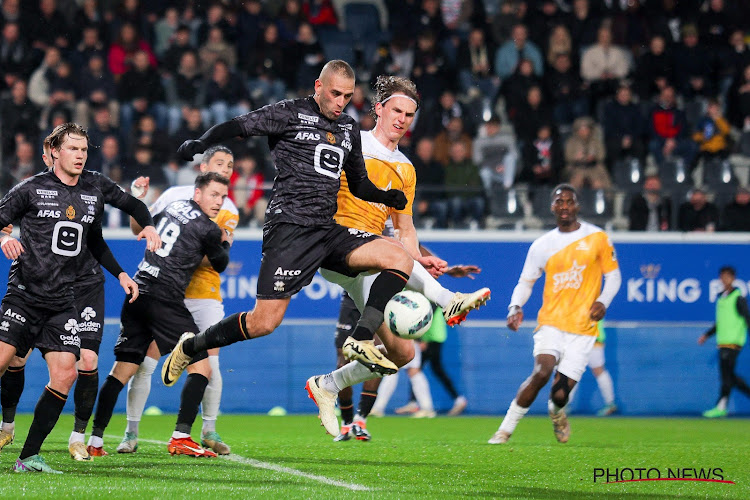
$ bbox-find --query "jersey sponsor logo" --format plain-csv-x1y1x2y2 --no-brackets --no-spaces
166,201,201,224
36,189,58,199
80,194,97,203
4,308,26,323
37,202,59,207
338,123,352,130
274,280,285,292
37,210,61,218
326,132,336,144
275,267,301,276
0,321,9,331
139,260,161,278
76,320,101,333
552,260,586,292
51,221,83,257
313,144,344,179
294,131,320,141
298,113,319,124
575,240,590,251
81,215,95,223
66,205,75,220
341,140,352,151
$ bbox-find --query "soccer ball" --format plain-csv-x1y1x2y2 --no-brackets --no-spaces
384,291,433,339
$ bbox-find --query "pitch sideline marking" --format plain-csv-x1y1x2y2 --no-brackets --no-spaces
105,435,370,491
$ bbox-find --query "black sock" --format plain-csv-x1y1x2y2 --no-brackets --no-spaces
73,369,98,433
186,312,249,356
91,375,124,439
358,391,378,419
339,399,354,426
175,373,209,434
1,365,25,424
19,386,67,460
351,268,409,338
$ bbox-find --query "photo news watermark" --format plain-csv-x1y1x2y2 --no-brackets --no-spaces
594,468,735,484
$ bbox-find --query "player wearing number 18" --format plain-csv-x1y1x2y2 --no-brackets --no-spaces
87,172,231,458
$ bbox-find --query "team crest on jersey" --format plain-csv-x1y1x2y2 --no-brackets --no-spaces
326,132,336,144
552,260,586,292
66,205,75,220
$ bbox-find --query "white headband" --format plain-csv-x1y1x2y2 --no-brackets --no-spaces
380,94,418,107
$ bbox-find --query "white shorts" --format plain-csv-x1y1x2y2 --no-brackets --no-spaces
532,325,597,382
319,269,378,313
587,343,605,369
184,298,225,332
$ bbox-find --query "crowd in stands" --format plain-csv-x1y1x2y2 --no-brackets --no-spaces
2,0,750,232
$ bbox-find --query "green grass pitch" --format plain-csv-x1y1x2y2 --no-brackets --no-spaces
0,414,748,499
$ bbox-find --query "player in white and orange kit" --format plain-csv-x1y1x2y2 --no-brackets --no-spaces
122,145,238,455
489,184,621,445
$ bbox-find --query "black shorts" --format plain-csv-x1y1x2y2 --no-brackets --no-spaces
334,292,368,348
114,295,208,365
257,223,379,300
73,281,105,354
0,296,80,358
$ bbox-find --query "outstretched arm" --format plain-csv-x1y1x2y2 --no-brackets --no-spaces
176,120,244,161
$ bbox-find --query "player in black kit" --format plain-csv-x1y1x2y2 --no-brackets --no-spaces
0,123,138,474
161,61,417,436
87,172,231,458
0,134,161,462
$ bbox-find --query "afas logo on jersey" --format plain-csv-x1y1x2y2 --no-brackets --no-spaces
37,210,61,218
294,131,320,141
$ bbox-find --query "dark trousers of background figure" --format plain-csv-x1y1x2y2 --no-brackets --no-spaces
717,347,750,404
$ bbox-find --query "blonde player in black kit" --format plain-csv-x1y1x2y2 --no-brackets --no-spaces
0,123,138,473
87,172,231,458
161,61,419,437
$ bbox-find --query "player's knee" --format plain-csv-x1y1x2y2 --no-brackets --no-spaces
51,365,78,392
390,341,415,368
77,350,98,371
532,366,554,385
550,373,573,406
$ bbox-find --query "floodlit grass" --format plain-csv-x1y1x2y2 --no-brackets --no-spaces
0,414,748,499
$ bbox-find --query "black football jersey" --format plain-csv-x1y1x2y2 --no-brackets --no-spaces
0,170,108,307
234,96,369,226
75,170,136,286
134,199,224,302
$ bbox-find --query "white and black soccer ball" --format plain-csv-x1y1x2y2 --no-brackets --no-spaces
384,291,433,339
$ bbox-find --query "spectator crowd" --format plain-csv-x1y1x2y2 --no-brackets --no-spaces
2,0,750,232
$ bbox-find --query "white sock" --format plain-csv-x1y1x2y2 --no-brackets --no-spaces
371,373,399,414
548,399,564,415
87,435,103,448
69,431,85,445
330,361,381,392
126,356,157,422
499,399,529,434
202,419,216,433
410,371,434,411
595,370,615,405
171,431,190,439
201,355,222,426
717,396,728,411
126,420,139,434
407,261,454,307
1,421,14,432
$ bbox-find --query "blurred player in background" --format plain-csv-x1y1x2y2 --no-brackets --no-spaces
566,320,617,416
87,173,231,458
311,75,490,440
121,145,237,455
698,266,750,418
489,184,621,445
0,128,158,464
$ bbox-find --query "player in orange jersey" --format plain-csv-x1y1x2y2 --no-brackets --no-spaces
489,184,621,444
